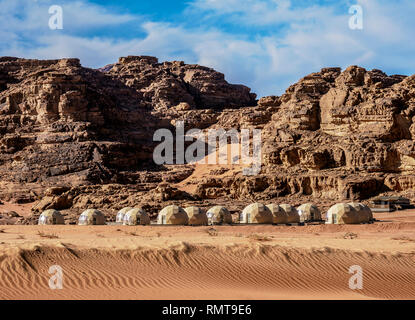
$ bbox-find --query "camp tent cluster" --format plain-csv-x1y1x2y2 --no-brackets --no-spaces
238,203,323,225
37,209,107,226
156,205,232,226
37,202,374,226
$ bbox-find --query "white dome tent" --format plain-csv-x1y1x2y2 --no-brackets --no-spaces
239,203,273,224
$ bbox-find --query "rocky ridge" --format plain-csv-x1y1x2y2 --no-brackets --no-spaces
0,56,414,223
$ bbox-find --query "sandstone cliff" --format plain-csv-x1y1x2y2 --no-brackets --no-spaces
0,56,414,223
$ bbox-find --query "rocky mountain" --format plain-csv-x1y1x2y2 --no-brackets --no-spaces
0,56,414,223
194,66,415,206
103,56,256,111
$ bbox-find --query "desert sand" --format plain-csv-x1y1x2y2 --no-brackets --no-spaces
0,210,415,300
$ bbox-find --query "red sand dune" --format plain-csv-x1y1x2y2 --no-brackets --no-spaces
0,211,415,300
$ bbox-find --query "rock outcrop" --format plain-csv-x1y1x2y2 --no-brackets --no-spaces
0,56,256,205
1,56,415,222
103,56,256,111
0,57,163,204
172,65,415,209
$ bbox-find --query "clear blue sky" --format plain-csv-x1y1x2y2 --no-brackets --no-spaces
1,0,414,97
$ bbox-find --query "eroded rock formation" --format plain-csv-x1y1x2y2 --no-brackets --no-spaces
0,56,415,222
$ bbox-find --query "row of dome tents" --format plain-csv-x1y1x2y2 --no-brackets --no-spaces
38,206,228,226
151,205,232,226
38,203,374,226
38,209,107,226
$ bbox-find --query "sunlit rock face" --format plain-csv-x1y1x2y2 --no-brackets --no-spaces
2,56,415,214
0,56,257,204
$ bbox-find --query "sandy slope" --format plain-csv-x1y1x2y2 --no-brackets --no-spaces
1,211,415,300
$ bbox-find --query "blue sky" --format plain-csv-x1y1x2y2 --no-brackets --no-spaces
1,0,414,97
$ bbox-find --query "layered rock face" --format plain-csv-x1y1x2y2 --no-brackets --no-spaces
198,65,415,204
103,56,256,111
0,57,161,202
0,56,415,220
262,66,415,174
0,56,256,205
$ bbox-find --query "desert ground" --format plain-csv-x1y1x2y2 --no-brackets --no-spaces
0,207,414,300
